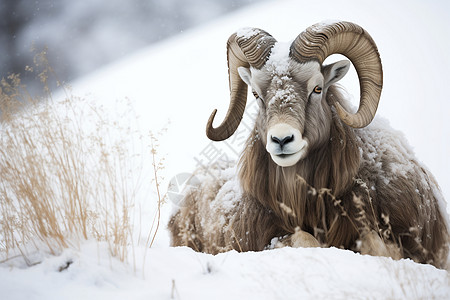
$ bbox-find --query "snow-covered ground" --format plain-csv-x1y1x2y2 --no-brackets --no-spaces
2,243,448,299
1,0,449,299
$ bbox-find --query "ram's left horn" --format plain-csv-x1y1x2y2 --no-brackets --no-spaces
290,21,383,128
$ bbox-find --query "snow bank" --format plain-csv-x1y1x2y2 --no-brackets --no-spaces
1,244,448,299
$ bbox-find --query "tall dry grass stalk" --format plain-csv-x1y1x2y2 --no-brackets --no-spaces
148,130,168,248
0,55,162,266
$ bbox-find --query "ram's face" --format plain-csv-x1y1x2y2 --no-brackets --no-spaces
205,22,382,167
238,47,350,167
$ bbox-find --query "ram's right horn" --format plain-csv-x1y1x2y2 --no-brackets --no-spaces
206,28,277,141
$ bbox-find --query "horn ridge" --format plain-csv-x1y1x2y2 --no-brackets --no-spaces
290,21,382,128
236,29,276,69
206,29,276,141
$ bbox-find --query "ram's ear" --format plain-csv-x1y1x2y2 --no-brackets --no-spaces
238,67,252,86
323,60,350,88
238,67,265,101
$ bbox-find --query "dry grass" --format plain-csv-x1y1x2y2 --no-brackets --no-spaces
0,55,163,266
295,175,396,252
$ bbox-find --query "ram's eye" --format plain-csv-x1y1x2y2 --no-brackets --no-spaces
252,91,260,99
313,86,322,94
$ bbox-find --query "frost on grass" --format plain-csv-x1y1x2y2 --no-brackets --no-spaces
0,68,161,266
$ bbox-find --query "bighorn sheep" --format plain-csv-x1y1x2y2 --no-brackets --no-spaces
169,21,449,268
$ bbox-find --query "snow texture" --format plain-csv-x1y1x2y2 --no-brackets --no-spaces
2,244,449,300
236,27,260,39
358,116,450,231
266,41,292,75
263,41,298,106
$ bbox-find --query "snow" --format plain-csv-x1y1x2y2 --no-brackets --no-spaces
1,0,450,299
264,41,297,106
310,19,344,33
236,27,260,39
2,245,448,299
318,19,342,27
266,41,292,75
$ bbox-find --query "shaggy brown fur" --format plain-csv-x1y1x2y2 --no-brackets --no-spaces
169,87,449,269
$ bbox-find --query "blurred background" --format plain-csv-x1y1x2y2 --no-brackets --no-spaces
0,0,265,93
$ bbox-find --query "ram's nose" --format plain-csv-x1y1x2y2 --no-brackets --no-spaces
266,124,301,153
266,123,308,167
271,134,294,150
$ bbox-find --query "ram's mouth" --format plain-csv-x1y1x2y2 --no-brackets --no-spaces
269,148,306,167
277,154,290,158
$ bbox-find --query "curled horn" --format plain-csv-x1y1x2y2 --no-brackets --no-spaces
206,29,277,141
290,21,383,128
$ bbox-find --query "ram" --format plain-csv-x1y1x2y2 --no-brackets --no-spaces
169,21,449,268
